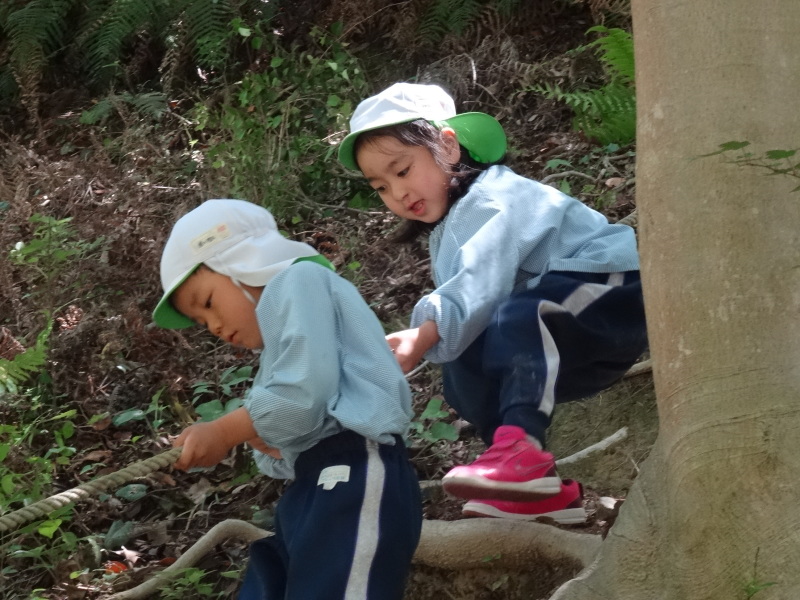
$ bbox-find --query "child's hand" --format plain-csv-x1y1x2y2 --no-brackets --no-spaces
387,321,439,373
246,436,282,459
172,422,233,470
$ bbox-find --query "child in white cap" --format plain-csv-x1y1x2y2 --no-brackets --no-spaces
153,199,421,599
338,83,648,524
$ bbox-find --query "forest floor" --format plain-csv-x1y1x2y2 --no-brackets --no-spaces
0,136,656,600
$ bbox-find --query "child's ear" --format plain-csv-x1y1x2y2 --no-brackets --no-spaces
440,127,461,163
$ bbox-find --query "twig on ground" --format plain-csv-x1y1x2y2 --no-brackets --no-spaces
556,427,628,467
405,360,431,380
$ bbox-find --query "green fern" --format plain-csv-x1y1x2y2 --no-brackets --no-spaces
418,0,482,45
80,0,167,85
541,80,635,145
0,324,51,395
537,25,636,145
0,66,18,104
182,0,235,72
79,91,168,124
4,0,75,115
0,0,281,117
586,25,634,82
494,0,525,18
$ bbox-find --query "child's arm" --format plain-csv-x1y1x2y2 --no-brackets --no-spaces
173,407,280,470
386,320,440,373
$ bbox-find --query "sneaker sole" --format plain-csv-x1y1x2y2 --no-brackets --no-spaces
462,502,588,525
442,475,562,501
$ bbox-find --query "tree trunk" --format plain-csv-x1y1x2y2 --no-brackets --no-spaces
552,1,800,599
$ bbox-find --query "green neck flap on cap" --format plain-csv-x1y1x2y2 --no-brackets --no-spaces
293,254,335,271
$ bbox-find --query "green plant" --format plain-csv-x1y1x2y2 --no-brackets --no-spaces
1,411,82,586
112,387,170,434
536,25,636,145
417,0,482,45
416,0,525,46
194,23,372,218
158,568,214,599
2,508,96,597
700,141,800,192
0,0,283,122
191,365,254,421
410,397,459,444
9,213,104,306
743,548,777,599
79,91,169,125
0,324,50,395
157,567,241,600
1,409,78,505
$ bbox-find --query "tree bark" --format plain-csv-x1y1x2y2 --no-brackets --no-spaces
553,1,800,599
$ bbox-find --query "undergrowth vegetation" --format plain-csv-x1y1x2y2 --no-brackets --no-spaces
0,1,641,598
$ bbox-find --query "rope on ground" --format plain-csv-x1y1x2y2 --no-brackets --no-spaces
0,447,182,534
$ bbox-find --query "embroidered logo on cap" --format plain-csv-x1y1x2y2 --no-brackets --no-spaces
190,223,230,254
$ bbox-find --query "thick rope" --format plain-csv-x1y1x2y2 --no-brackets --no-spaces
0,447,182,534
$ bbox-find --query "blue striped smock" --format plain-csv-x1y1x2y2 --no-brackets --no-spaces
410,165,640,364
245,261,412,479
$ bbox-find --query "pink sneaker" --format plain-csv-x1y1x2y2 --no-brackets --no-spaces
462,479,587,525
442,425,561,501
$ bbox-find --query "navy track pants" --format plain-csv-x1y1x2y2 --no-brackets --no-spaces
442,270,648,446
238,430,422,600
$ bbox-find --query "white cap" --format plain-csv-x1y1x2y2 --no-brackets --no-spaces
350,82,457,132
153,199,318,329
338,82,506,170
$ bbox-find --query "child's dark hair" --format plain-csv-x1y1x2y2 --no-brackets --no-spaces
353,119,497,242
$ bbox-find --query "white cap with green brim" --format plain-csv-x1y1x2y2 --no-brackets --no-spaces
337,82,507,171
153,199,319,329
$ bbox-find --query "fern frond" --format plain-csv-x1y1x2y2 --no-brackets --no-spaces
448,0,482,37
418,0,481,45
494,0,525,19
5,0,74,58
537,80,635,145
4,0,75,115
0,66,19,105
158,16,186,95
535,25,636,145
182,0,234,71
81,0,167,85
586,25,634,82
79,91,167,124
129,91,168,119
417,0,450,44
0,324,51,395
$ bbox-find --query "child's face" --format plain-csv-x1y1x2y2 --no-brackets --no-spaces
356,131,460,223
172,266,264,349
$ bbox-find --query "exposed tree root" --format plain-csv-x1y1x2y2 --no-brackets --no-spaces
108,519,270,600
623,358,652,377
108,518,601,599
415,518,602,570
